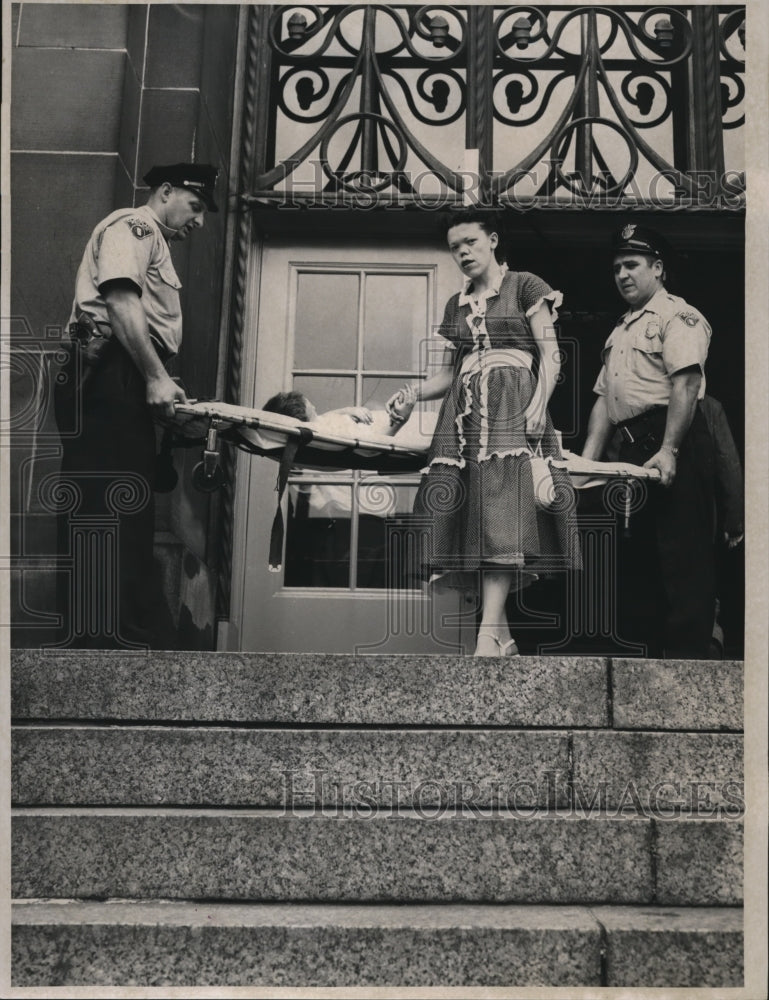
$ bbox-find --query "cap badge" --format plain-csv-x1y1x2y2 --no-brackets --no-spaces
126,217,152,240
621,224,636,241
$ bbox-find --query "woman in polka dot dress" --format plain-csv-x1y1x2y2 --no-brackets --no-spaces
388,211,580,656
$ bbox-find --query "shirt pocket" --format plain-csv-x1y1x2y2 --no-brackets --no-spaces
631,322,663,356
630,324,664,379
156,257,182,291
152,258,183,323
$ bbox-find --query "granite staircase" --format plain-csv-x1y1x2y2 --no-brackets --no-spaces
12,650,743,988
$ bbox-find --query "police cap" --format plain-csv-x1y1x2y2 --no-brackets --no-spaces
612,223,667,260
143,163,219,212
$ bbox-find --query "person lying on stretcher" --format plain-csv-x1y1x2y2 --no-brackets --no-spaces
262,387,418,437
263,389,421,584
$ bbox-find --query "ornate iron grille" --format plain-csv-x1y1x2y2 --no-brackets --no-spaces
243,4,745,210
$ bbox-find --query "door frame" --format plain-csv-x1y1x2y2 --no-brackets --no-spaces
222,233,474,653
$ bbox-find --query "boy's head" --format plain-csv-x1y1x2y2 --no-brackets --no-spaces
263,390,317,421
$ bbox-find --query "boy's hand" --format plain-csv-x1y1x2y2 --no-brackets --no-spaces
337,406,373,424
387,383,418,424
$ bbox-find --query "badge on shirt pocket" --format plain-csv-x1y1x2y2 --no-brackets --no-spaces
633,323,662,356
644,320,661,340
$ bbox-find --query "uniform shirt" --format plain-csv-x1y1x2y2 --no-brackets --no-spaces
69,204,183,356
593,287,711,424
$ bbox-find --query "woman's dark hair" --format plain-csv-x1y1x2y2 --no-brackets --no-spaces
263,390,310,421
442,209,505,262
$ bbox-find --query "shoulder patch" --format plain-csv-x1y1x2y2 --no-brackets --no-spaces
125,217,153,240
676,311,700,327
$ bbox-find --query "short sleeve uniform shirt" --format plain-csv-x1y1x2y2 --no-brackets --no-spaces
69,204,183,356
593,288,711,424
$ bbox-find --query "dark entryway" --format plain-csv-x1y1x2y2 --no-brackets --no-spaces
504,210,744,657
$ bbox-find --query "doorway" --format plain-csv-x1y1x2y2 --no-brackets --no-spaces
228,236,474,653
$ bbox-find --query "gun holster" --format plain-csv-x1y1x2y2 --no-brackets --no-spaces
69,312,112,368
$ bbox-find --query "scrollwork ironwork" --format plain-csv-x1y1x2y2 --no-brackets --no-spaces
491,6,707,201
619,71,673,129
276,67,336,123
493,7,694,68
718,8,745,65
257,4,468,195
491,70,567,127
551,116,639,197
319,112,408,190
248,5,744,208
720,71,745,129
412,68,466,123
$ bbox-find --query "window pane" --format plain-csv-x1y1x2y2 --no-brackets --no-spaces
363,274,426,370
356,483,421,590
361,375,410,410
356,514,387,589
358,481,417,516
357,516,427,591
293,375,355,415
284,484,352,588
294,272,359,369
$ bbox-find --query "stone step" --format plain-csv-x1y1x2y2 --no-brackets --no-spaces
12,725,743,812
12,809,742,905
11,725,569,808
611,658,743,730
11,650,743,730
571,730,743,813
10,901,743,988
593,905,744,988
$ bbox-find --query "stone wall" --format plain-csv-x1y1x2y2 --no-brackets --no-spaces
10,3,240,648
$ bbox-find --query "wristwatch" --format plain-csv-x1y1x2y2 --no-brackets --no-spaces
661,444,679,456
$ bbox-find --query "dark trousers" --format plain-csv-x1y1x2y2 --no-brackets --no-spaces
53,340,175,648
616,406,716,659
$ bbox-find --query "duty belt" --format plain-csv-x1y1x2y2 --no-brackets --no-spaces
616,406,666,445
68,314,171,364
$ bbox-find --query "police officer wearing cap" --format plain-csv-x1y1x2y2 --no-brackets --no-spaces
55,162,219,647
581,224,716,659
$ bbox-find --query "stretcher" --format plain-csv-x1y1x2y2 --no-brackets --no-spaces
176,400,661,483
175,400,438,485
175,400,660,569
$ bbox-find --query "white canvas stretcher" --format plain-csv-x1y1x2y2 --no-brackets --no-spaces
175,400,661,483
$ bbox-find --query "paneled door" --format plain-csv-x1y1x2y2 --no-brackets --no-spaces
228,237,473,653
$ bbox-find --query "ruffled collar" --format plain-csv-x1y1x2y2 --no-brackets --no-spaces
458,262,508,307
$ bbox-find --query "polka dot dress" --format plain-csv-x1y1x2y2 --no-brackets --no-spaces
413,269,581,591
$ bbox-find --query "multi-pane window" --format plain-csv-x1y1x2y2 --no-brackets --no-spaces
284,266,435,589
